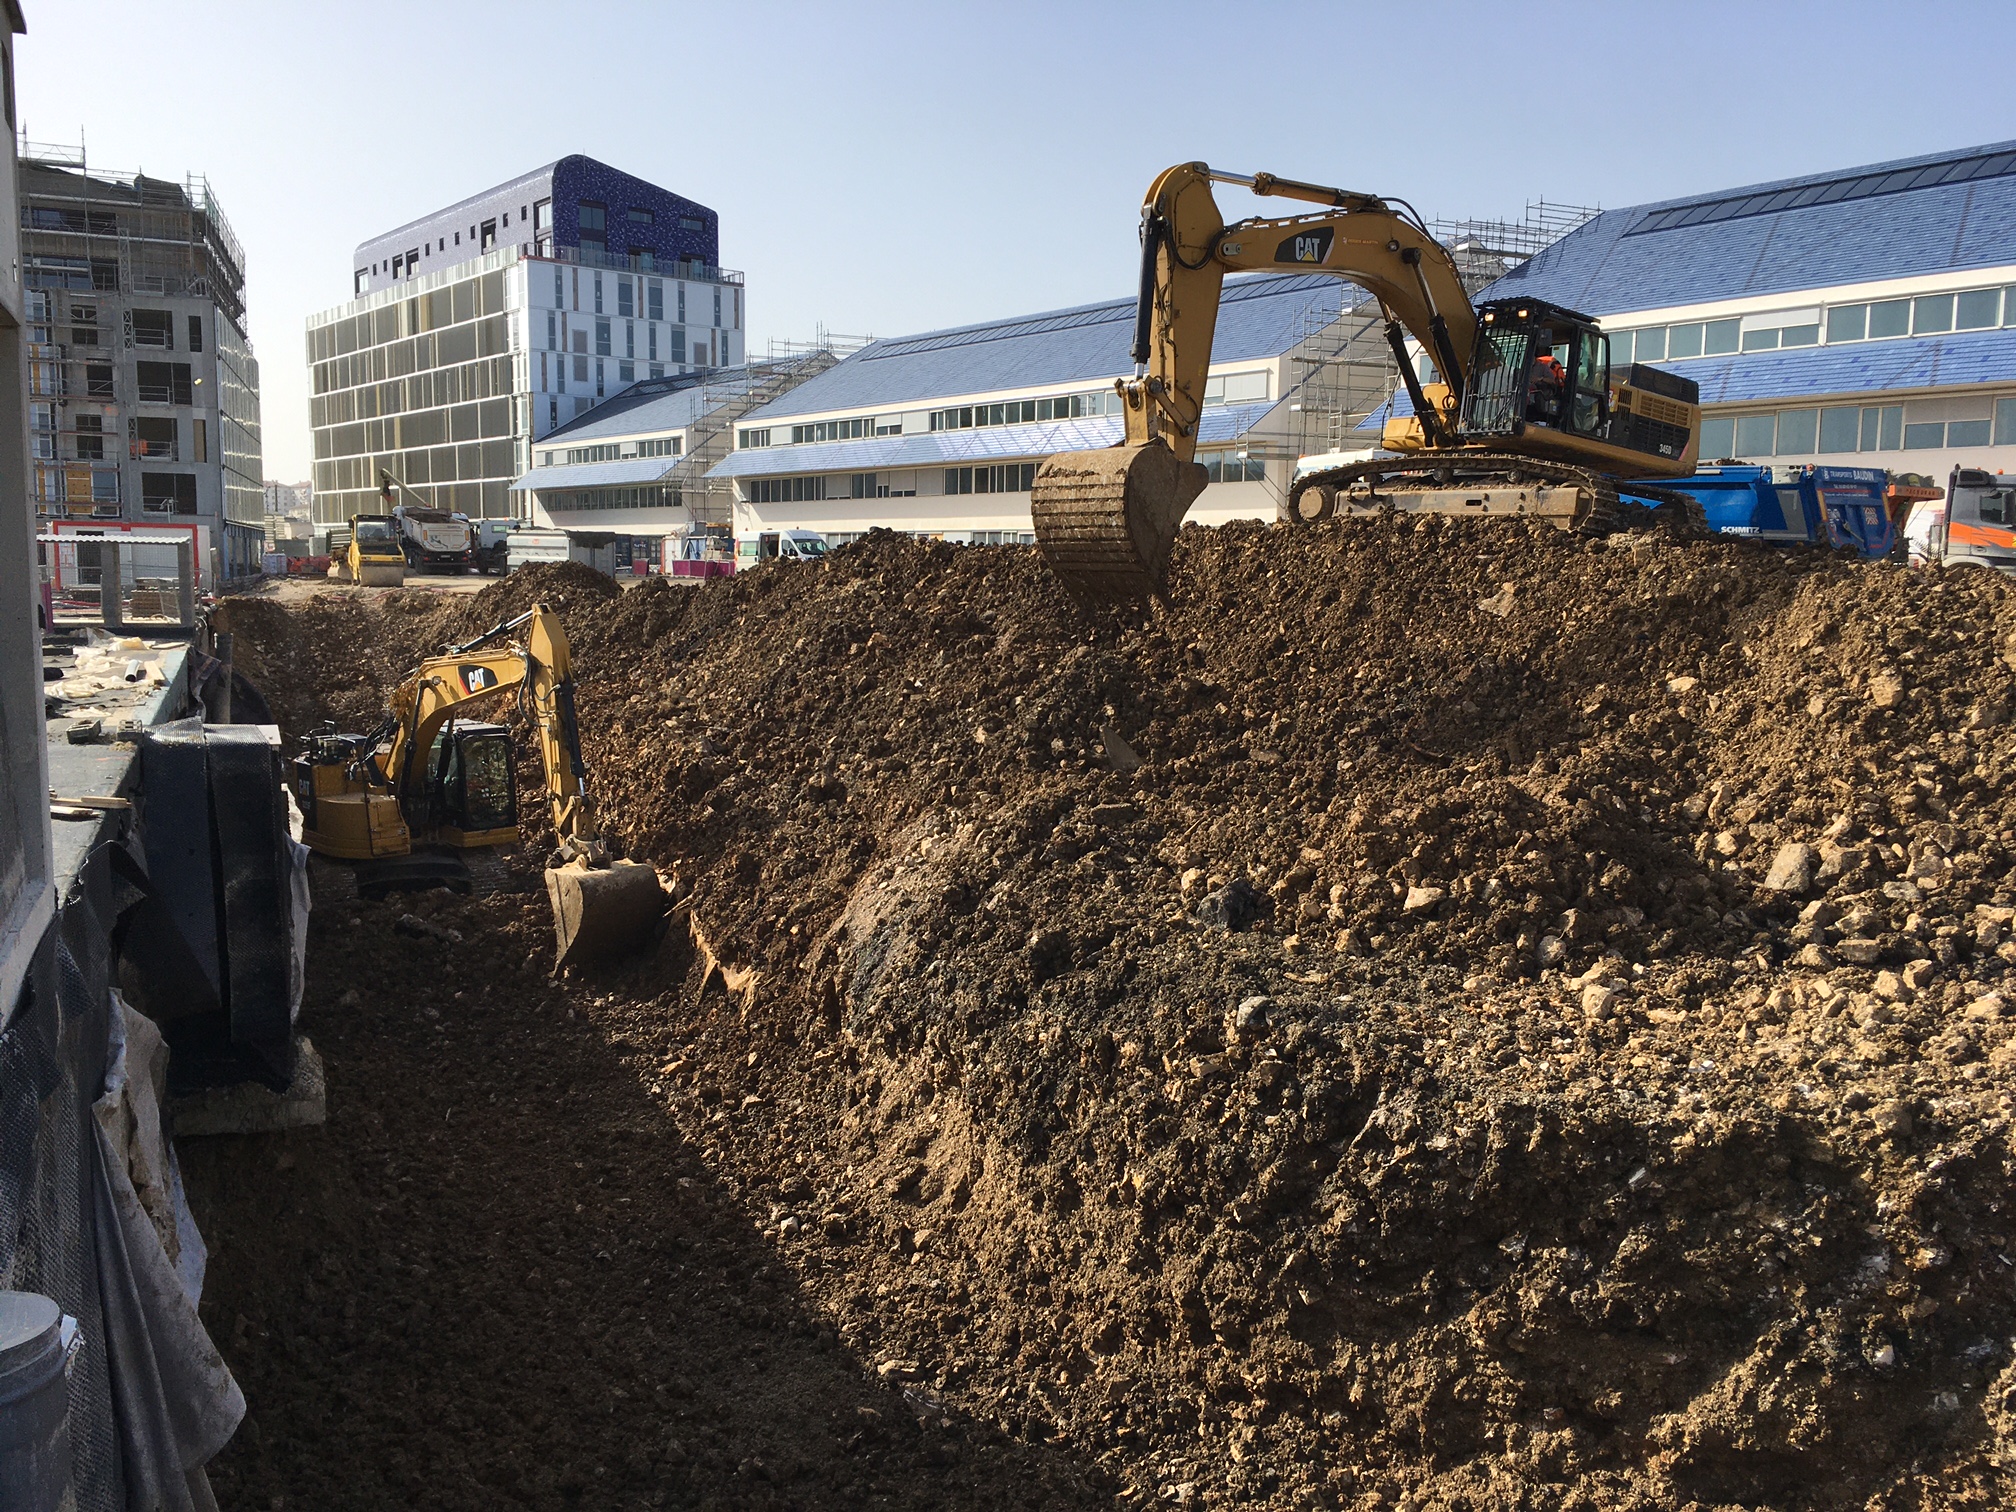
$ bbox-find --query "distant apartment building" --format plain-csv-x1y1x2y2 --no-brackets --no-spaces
307,155,743,528
22,143,265,584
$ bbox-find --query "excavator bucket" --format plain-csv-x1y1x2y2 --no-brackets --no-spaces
356,560,406,588
545,857,666,970
1031,441,1208,608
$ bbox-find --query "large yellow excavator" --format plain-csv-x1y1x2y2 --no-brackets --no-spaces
1032,163,1705,606
292,604,666,968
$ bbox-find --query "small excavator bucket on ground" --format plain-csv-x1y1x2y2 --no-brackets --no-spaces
1031,440,1208,608
545,857,667,970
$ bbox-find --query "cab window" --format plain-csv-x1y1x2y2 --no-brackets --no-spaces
1980,489,2012,525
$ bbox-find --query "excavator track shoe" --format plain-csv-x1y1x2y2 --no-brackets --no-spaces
546,857,666,970
1031,441,1207,608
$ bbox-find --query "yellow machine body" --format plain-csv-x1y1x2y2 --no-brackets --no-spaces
294,604,665,966
345,513,406,588
1031,163,1703,605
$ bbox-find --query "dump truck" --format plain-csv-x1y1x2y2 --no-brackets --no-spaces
1908,468,2016,573
1622,464,1894,558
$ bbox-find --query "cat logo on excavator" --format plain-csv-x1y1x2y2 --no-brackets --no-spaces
459,664,497,694
1275,227,1333,264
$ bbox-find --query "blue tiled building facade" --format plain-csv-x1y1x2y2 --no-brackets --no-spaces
351,156,720,297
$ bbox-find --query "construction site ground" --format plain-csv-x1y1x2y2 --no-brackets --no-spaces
188,524,2016,1510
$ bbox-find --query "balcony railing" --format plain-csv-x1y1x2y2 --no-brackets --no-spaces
542,242,743,285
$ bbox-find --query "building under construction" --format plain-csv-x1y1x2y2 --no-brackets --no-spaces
22,141,265,586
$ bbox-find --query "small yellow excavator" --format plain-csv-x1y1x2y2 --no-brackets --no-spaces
293,604,666,968
1032,163,1705,606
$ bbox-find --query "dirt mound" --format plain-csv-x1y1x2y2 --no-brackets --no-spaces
203,524,2016,1509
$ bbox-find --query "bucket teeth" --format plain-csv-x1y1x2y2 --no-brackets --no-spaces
1032,441,1207,609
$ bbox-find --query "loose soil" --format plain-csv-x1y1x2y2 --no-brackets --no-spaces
188,524,2016,1510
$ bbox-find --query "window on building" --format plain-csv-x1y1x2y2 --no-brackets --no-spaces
943,463,1038,495
1869,300,1910,339
134,416,178,459
480,219,497,251
637,437,682,457
136,361,194,406
619,361,635,384
713,288,722,327
594,273,604,315
647,281,664,321
596,360,605,398
91,260,118,291
354,269,368,296
573,354,588,383
1201,371,1272,405
1200,451,1267,482
86,363,113,399
748,476,828,503
628,208,654,225
140,472,196,514
625,321,634,359
595,320,611,356
1774,409,1818,454
618,278,634,318
677,284,686,322
187,314,204,352
680,216,704,233
535,200,552,232
739,428,772,448
648,325,657,361
667,328,686,363
790,417,873,444
132,309,173,348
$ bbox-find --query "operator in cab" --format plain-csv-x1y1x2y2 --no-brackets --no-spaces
1526,342,1567,425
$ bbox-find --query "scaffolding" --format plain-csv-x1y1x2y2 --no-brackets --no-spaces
1428,199,1602,294
18,135,247,326
670,329,872,527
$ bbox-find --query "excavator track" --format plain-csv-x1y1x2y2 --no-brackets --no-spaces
1285,452,1645,534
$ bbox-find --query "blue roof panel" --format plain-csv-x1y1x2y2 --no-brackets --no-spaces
540,367,769,444
738,273,1353,423
1487,138,2016,315
709,402,1277,480
510,457,675,491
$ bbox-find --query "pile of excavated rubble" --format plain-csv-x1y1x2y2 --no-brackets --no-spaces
200,524,2016,1510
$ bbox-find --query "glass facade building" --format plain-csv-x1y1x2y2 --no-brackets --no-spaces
310,157,741,528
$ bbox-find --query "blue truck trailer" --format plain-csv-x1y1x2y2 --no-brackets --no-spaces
1625,464,1893,558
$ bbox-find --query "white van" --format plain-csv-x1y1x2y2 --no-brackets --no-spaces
736,529,830,566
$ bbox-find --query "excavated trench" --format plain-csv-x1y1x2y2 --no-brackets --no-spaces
188,525,2016,1510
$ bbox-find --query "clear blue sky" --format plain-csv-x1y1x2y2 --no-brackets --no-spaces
18,0,2015,482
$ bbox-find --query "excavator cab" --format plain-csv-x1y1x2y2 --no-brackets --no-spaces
1456,300,1611,444
425,719,519,847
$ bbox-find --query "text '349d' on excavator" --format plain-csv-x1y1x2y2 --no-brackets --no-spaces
291,604,667,970
1031,163,1708,608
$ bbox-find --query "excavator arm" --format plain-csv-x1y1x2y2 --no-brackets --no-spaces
1032,163,1479,606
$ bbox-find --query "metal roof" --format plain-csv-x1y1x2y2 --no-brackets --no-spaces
509,457,675,492
709,402,1276,480
1486,139,2016,315
1680,326,2016,405
539,368,767,445
737,273,1353,424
